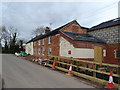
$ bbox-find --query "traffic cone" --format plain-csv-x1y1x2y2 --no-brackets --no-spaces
52,58,56,69
67,64,73,75
107,71,114,88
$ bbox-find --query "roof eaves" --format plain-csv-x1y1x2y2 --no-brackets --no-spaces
74,39,106,43
54,20,78,31
81,26,89,30
89,24,120,31
33,29,60,41
89,17,120,31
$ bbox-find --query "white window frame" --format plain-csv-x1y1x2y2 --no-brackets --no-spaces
42,39,44,45
38,48,40,55
48,36,51,44
38,40,40,46
48,48,52,56
42,48,45,56
103,49,106,57
115,50,120,59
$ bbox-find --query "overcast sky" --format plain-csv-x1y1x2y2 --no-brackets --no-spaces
1,0,119,41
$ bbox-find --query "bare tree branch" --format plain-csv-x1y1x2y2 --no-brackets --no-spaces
32,26,45,36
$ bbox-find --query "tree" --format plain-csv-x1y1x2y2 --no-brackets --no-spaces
8,26,19,53
1,26,9,50
32,26,45,36
0,26,19,53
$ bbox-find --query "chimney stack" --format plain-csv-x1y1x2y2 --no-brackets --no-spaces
45,27,51,33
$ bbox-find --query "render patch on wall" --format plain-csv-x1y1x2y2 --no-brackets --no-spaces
60,37,94,58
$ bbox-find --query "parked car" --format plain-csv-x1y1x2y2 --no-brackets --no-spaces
19,51,27,57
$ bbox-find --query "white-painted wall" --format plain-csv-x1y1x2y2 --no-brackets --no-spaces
60,37,94,58
25,42,34,55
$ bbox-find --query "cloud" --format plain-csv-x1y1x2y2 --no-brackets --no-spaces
1,1,118,40
0,3,2,26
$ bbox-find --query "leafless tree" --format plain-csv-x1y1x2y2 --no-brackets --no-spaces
8,26,19,45
0,26,10,48
0,26,19,53
32,26,45,36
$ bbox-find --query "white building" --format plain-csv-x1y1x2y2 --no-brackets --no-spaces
25,40,34,55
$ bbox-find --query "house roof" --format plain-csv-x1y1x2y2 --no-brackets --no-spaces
53,20,89,31
89,17,120,31
60,31,106,43
26,34,43,44
26,20,89,43
28,20,88,42
34,29,60,41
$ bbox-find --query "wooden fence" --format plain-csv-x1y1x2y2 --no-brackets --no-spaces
47,56,120,88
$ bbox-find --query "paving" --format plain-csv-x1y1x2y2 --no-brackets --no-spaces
2,54,96,88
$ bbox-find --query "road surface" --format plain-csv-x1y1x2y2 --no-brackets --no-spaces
2,54,95,88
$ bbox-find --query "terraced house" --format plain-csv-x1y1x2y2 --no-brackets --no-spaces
26,17,120,65
88,17,120,64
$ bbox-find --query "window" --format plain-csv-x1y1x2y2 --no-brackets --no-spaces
48,48,52,56
34,48,37,55
36,48,37,54
38,48,40,55
42,48,45,56
42,39,44,45
34,48,35,55
48,36,51,44
115,50,120,59
38,40,40,46
103,49,106,57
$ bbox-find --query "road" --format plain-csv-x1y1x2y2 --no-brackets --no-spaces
2,54,95,88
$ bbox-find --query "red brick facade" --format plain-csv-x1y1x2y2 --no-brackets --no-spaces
61,20,87,34
32,20,120,65
103,43,120,64
33,34,60,58
33,20,88,58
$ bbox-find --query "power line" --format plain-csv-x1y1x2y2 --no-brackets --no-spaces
80,2,118,20
77,2,118,26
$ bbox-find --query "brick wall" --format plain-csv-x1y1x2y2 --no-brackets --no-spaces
103,43,120,64
33,21,88,59
88,25,120,64
33,34,60,58
60,32,120,64
60,32,107,60
61,21,87,34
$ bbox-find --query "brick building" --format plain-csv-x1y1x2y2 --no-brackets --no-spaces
88,17,120,64
26,17,120,64
31,20,106,61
